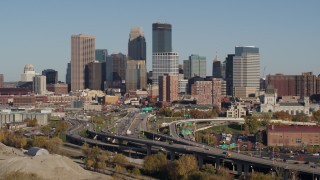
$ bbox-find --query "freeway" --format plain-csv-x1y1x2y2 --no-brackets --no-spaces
88,130,320,176
127,112,149,136
170,118,245,124
65,112,320,176
66,118,151,153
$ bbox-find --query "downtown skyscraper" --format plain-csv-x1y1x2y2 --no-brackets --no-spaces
126,27,147,92
71,34,95,91
183,54,207,79
152,23,178,84
128,27,146,61
42,69,58,84
233,46,260,97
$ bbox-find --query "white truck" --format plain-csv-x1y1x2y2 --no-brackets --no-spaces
126,130,132,135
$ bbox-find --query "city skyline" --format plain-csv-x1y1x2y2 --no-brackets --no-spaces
0,1,320,81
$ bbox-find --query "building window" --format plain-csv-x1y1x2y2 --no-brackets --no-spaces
296,138,302,144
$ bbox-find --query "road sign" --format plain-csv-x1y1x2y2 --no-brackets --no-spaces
141,107,152,111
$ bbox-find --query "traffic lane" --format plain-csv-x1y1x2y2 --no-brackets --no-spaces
167,123,320,174
85,129,320,175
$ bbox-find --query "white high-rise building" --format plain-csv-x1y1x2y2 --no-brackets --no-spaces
152,52,179,84
233,46,260,98
20,64,36,82
33,75,46,95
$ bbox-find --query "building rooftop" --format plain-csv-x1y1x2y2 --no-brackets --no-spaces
267,125,320,132
279,102,304,106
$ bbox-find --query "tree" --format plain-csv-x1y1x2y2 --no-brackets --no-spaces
81,145,110,171
27,118,38,127
32,136,48,148
0,130,7,142
313,110,320,123
112,154,128,167
55,121,69,136
202,163,215,174
174,154,198,178
85,159,95,169
1,171,43,180
159,108,173,117
216,168,234,180
131,167,141,176
255,131,263,144
46,137,62,154
16,137,27,148
245,172,274,180
259,112,272,121
40,125,51,138
292,113,309,122
144,153,168,175
244,116,260,134
189,171,216,180
114,164,126,172
202,134,217,145
273,111,292,120
92,116,104,124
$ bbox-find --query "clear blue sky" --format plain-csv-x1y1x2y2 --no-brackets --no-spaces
0,0,319,81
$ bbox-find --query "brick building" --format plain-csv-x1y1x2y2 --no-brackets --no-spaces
191,81,212,105
267,125,320,146
13,96,36,106
47,83,68,95
266,72,320,98
0,88,32,95
212,78,222,109
159,74,178,103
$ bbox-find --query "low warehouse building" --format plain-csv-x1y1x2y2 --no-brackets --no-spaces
267,125,320,146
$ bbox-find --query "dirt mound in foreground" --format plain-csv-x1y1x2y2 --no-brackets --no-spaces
0,154,93,180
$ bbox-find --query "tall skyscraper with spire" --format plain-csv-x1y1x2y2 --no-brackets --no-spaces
71,34,95,91
126,27,147,92
128,27,146,61
152,22,178,84
212,55,222,78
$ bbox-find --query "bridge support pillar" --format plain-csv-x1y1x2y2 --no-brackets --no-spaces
170,151,175,161
237,162,243,175
118,139,123,144
146,145,152,155
243,163,249,174
215,158,220,170
232,162,235,172
283,169,289,180
196,154,203,168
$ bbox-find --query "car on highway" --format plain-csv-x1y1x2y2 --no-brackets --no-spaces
222,151,231,157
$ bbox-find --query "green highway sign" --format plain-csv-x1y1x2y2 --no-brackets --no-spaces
142,107,153,111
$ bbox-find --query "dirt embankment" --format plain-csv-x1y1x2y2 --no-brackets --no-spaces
0,143,111,180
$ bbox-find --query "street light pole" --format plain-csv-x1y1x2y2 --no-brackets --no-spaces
272,147,275,165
